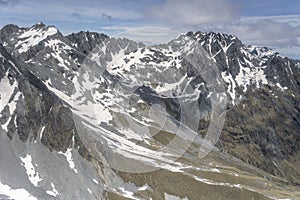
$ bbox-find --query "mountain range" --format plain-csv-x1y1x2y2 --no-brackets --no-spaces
0,23,299,200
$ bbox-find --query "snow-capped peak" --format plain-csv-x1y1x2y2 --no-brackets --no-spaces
15,25,58,53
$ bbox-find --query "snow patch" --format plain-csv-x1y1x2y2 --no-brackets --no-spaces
58,148,78,174
0,75,17,113
276,83,288,91
1,91,21,131
119,187,138,200
235,58,268,92
20,154,42,187
92,179,99,184
39,126,45,140
165,193,188,200
0,181,37,200
193,176,243,189
138,184,151,191
87,188,92,194
46,183,59,197
221,72,236,104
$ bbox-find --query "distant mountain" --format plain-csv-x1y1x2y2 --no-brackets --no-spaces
0,23,299,200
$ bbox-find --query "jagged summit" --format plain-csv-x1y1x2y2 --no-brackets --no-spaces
0,23,21,31
0,23,63,55
32,22,47,28
187,30,239,41
67,31,109,55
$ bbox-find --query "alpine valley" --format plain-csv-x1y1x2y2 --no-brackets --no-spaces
0,23,299,200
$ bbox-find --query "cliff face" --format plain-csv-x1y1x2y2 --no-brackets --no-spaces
0,23,299,199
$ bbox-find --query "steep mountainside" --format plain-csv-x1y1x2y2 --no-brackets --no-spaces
187,31,300,184
0,23,299,200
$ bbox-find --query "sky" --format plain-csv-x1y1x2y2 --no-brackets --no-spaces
0,0,300,59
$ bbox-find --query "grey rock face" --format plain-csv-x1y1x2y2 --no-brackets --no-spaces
67,31,109,55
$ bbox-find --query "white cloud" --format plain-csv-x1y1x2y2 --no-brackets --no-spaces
226,19,300,47
0,0,19,6
146,0,239,26
0,0,141,22
274,46,300,59
102,26,181,45
240,15,300,26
